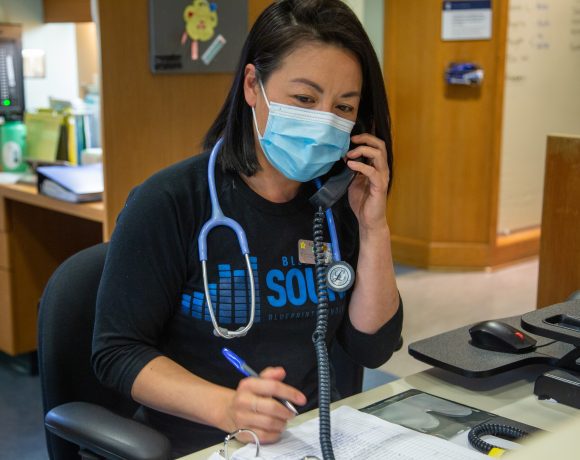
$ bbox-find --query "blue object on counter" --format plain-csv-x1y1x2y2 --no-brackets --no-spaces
445,62,484,86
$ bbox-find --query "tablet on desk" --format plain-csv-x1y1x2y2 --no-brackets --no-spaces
361,389,540,452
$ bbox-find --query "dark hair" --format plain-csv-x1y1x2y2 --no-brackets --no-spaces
204,0,394,191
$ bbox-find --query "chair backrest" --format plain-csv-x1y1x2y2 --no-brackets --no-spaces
38,242,139,459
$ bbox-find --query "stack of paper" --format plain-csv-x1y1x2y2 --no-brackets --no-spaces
225,406,486,459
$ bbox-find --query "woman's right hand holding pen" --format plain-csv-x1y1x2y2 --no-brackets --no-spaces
225,366,307,444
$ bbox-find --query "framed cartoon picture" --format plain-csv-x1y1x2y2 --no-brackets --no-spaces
149,0,248,74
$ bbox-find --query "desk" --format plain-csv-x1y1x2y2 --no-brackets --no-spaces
184,366,578,459
0,183,104,355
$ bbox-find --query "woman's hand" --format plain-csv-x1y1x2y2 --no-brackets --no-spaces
226,367,307,444
345,133,390,233
342,133,399,335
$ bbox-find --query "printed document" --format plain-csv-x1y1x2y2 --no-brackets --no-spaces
228,405,486,459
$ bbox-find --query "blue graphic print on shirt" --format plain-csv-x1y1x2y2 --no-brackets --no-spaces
181,256,261,324
180,256,345,323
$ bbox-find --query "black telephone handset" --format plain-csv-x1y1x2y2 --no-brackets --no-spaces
309,122,366,210
308,161,360,209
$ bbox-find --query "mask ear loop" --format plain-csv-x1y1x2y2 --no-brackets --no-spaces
251,79,270,139
258,79,270,107
251,108,263,140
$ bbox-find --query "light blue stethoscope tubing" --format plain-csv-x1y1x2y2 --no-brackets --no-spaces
198,138,255,339
199,140,344,339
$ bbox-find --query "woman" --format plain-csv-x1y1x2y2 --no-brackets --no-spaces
92,0,402,456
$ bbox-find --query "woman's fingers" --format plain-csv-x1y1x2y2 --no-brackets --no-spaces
346,157,389,197
259,366,286,380
230,368,308,444
346,133,390,191
236,394,289,431
349,133,387,160
239,371,307,410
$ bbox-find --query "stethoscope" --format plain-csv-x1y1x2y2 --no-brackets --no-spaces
198,138,353,339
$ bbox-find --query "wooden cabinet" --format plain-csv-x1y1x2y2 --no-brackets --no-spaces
0,185,103,355
383,1,538,269
537,135,580,308
43,0,92,23
0,269,14,353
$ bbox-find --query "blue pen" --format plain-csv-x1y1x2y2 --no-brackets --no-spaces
222,347,299,416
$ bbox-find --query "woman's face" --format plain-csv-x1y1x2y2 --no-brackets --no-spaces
244,42,363,174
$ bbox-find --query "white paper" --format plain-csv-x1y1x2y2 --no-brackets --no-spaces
0,172,23,184
230,406,486,459
442,1,492,41
206,453,225,460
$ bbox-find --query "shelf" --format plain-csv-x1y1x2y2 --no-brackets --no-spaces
0,182,104,355
0,183,104,223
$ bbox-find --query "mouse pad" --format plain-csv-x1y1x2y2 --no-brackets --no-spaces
361,389,539,451
408,314,576,377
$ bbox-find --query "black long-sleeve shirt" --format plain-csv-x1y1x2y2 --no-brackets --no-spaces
92,151,402,456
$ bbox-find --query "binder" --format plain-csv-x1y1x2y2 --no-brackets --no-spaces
37,163,103,203
57,110,87,165
24,111,63,162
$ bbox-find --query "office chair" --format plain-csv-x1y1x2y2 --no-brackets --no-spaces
38,242,171,460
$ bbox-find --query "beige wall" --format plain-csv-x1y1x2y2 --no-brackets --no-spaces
75,22,99,98
0,0,42,24
498,0,580,233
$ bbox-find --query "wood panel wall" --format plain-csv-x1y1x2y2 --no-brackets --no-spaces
537,135,580,308
98,1,536,268
97,0,272,237
383,1,536,269
43,0,92,22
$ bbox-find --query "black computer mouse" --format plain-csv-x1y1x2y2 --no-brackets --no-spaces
468,320,537,353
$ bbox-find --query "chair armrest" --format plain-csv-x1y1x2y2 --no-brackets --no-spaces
45,402,171,460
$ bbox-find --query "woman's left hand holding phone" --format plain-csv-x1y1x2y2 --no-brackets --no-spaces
343,132,399,335
345,132,390,232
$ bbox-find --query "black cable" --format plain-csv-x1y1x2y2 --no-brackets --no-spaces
312,206,335,460
468,422,529,455
534,340,557,349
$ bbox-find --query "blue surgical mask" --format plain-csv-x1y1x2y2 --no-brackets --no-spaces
252,80,355,182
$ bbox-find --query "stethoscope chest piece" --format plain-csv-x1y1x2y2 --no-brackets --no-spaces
326,260,355,292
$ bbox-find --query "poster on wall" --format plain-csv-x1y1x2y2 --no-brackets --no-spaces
441,0,492,41
149,0,248,74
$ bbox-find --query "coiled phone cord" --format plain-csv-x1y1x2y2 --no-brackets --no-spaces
468,423,529,456
312,207,335,460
